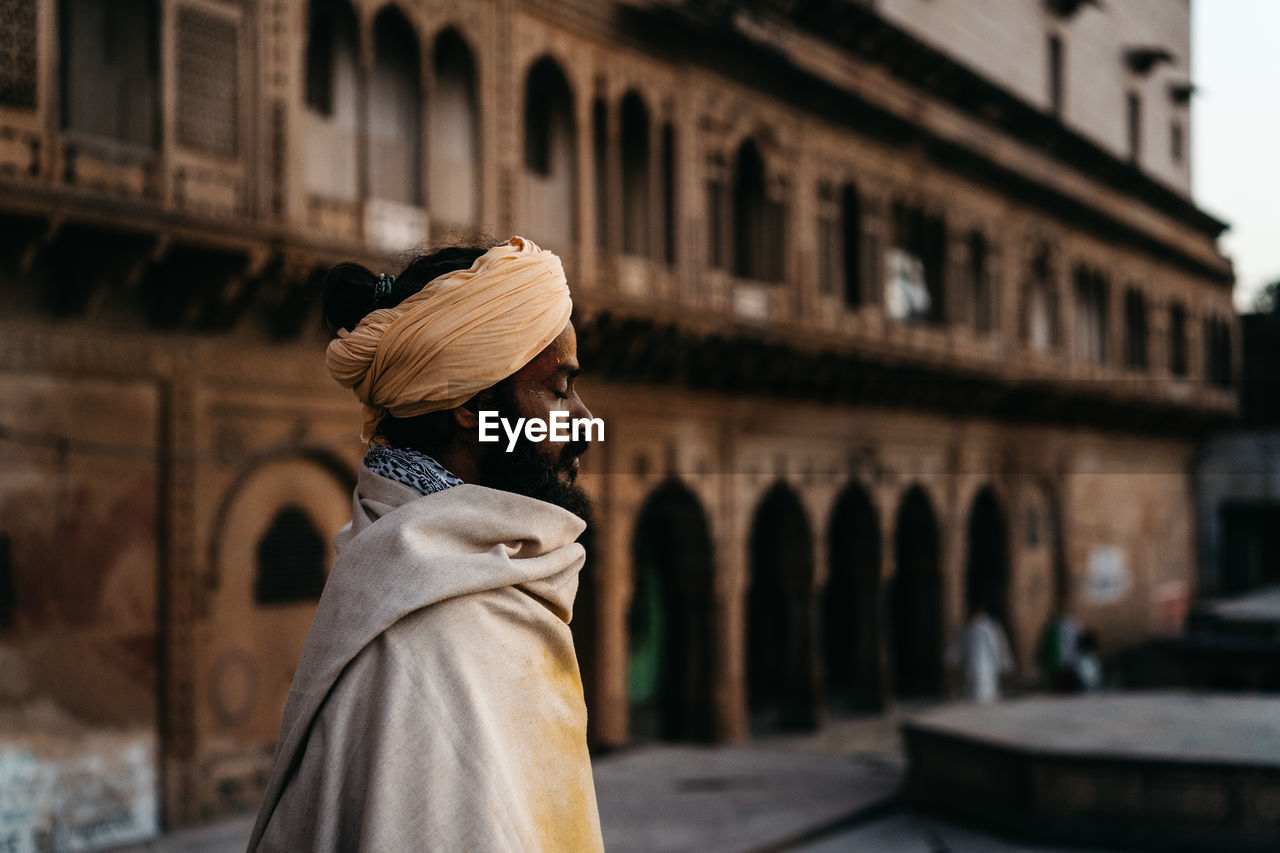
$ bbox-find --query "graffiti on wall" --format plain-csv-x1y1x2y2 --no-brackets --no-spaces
0,706,156,853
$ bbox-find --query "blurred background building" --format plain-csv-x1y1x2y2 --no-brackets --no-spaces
0,0,1237,848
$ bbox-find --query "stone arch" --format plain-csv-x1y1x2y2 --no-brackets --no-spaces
368,5,423,206
428,26,480,228
824,480,883,713
620,90,651,258
205,450,354,597
965,485,1012,636
890,484,943,699
522,55,577,249
747,482,818,733
203,451,353,744
627,479,715,742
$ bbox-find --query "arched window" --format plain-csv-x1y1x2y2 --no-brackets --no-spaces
1073,265,1109,365
841,183,863,309
970,231,993,334
592,96,609,250
303,0,359,200
428,28,479,227
1205,316,1233,388
255,506,327,605
887,202,945,323
523,56,576,249
368,8,422,206
1024,245,1057,353
733,139,785,281
1124,287,1148,370
60,0,159,146
1169,301,1188,376
620,91,650,257
706,154,729,271
817,182,838,297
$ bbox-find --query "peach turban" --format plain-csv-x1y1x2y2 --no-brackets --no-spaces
326,236,572,442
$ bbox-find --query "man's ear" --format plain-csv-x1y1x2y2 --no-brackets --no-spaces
453,389,493,429
453,403,479,430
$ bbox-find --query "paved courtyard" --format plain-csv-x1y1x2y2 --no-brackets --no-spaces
110,705,1188,852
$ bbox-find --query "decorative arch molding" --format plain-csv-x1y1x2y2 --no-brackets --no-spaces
515,47,581,100
885,478,948,531
202,449,354,615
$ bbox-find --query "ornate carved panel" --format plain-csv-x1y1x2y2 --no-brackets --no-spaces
176,6,239,158
0,0,37,109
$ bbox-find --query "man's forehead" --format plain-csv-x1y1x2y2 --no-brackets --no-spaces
519,323,578,378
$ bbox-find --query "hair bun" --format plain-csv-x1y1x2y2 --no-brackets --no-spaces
322,262,381,334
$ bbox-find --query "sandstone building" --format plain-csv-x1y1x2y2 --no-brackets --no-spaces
0,0,1236,844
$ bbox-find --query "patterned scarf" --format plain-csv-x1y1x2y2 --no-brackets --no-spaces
364,444,463,497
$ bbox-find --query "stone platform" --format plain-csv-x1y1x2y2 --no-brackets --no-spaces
902,692,1280,852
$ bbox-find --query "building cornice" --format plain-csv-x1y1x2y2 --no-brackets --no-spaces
623,1,1231,284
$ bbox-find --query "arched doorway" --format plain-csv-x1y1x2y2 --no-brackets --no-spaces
748,483,818,734
890,485,943,700
570,522,598,744
825,482,883,713
628,481,714,742
965,487,1010,631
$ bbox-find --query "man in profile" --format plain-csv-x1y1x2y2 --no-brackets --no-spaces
248,237,603,852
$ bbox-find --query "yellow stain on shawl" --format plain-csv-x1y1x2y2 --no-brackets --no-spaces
528,643,599,851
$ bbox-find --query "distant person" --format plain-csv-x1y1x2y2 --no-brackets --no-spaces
248,238,603,852
1075,630,1103,692
1036,607,1080,692
946,605,1016,703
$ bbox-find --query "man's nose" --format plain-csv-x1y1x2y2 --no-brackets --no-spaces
571,392,592,425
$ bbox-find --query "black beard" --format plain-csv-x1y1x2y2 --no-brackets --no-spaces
478,398,592,522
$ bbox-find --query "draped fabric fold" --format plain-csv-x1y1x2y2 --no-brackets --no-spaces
247,469,603,852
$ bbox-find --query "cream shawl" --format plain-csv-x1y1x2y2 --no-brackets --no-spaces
246,468,603,852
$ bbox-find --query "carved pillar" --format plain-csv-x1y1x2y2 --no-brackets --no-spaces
161,355,199,828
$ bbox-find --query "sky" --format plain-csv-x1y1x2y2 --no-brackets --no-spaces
1191,0,1280,311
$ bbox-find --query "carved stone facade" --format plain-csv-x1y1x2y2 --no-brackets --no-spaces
0,0,1235,841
